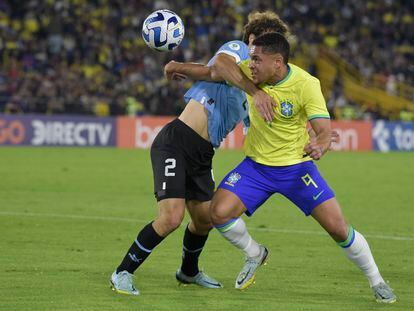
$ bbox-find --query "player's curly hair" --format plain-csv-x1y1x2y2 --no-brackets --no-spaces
242,11,290,44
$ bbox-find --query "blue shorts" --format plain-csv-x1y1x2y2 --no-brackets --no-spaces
218,157,335,216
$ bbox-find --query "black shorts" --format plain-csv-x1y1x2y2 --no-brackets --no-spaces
150,118,215,202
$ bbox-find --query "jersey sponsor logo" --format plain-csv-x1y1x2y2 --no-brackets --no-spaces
224,172,241,187
229,43,240,51
280,100,293,118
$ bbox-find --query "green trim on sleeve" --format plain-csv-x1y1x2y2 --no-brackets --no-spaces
308,114,330,121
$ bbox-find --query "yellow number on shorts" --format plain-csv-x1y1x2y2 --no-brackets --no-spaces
301,173,318,188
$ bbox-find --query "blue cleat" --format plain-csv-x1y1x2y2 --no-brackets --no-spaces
176,269,223,289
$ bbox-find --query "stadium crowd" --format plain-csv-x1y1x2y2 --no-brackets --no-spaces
0,0,413,118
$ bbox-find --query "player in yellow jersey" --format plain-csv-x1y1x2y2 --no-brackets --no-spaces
210,32,396,303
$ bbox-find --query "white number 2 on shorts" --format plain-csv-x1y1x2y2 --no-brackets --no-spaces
164,158,176,177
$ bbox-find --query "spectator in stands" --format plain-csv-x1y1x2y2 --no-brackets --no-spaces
0,0,412,119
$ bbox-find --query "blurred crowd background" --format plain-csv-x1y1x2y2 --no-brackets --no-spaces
0,0,413,120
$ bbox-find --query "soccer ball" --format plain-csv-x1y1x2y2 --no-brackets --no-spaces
142,9,185,52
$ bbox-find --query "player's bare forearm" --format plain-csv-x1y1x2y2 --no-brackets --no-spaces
211,54,276,122
164,60,217,81
305,118,332,160
211,54,258,95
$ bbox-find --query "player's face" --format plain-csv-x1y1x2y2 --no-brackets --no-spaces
249,46,283,84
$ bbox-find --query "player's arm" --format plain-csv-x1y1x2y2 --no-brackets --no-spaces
164,60,218,82
305,118,332,160
308,128,339,147
303,78,332,160
211,53,275,122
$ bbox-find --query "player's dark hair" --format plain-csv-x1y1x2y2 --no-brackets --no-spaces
242,11,290,44
252,32,290,64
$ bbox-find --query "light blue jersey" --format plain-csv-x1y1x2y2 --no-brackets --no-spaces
184,40,250,148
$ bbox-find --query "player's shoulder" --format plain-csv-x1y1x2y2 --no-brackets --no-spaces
290,63,320,85
216,40,249,63
219,40,248,51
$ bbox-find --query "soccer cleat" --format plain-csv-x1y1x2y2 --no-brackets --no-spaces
110,270,140,296
176,269,223,289
235,245,268,290
372,282,397,303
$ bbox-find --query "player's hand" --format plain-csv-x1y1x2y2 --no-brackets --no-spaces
330,130,339,145
252,89,276,123
307,129,339,150
164,61,187,81
304,141,325,160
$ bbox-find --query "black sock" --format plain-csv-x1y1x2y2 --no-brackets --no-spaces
180,225,209,277
116,222,164,274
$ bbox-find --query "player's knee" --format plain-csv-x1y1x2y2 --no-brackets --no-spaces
325,220,349,242
157,204,185,233
210,201,232,225
163,214,183,232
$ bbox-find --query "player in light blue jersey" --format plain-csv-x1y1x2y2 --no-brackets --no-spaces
110,11,287,295
182,41,251,148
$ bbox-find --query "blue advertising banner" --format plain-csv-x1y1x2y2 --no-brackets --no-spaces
0,115,116,147
373,121,414,152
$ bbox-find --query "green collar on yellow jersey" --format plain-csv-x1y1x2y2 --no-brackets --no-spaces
268,64,292,86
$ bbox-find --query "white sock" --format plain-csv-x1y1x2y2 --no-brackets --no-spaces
215,218,261,257
340,227,384,287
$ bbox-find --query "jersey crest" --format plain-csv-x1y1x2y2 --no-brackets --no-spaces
225,172,241,187
280,100,294,118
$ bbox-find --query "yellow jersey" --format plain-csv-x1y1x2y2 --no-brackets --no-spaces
240,62,330,166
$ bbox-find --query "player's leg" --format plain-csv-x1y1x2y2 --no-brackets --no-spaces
283,160,396,302
111,198,186,295
111,120,187,295
175,200,222,288
211,188,259,256
182,200,212,277
311,199,396,303
210,158,272,289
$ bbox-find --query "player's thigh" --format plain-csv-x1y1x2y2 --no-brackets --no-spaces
311,197,349,242
280,161,335,216
213,158,272,221
185,169,215,202
151,145,186,200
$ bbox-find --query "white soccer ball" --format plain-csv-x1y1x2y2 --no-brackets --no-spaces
142,9,185,52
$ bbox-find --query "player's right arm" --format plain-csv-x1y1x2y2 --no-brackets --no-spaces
210,53,275,122
164,61,214,82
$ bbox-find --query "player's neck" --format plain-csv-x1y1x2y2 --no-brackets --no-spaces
268,64,290,85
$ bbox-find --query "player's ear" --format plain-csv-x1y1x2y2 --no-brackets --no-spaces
274,54,283,68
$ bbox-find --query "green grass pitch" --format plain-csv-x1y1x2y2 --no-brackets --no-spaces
0,147,413,310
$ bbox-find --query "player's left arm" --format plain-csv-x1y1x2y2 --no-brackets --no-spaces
305,118,332,160
303,78,332,160
164,60,220,82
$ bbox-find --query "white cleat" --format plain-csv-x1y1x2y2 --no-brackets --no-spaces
110,270,140,296
372,282,397,303
235,245,268,290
